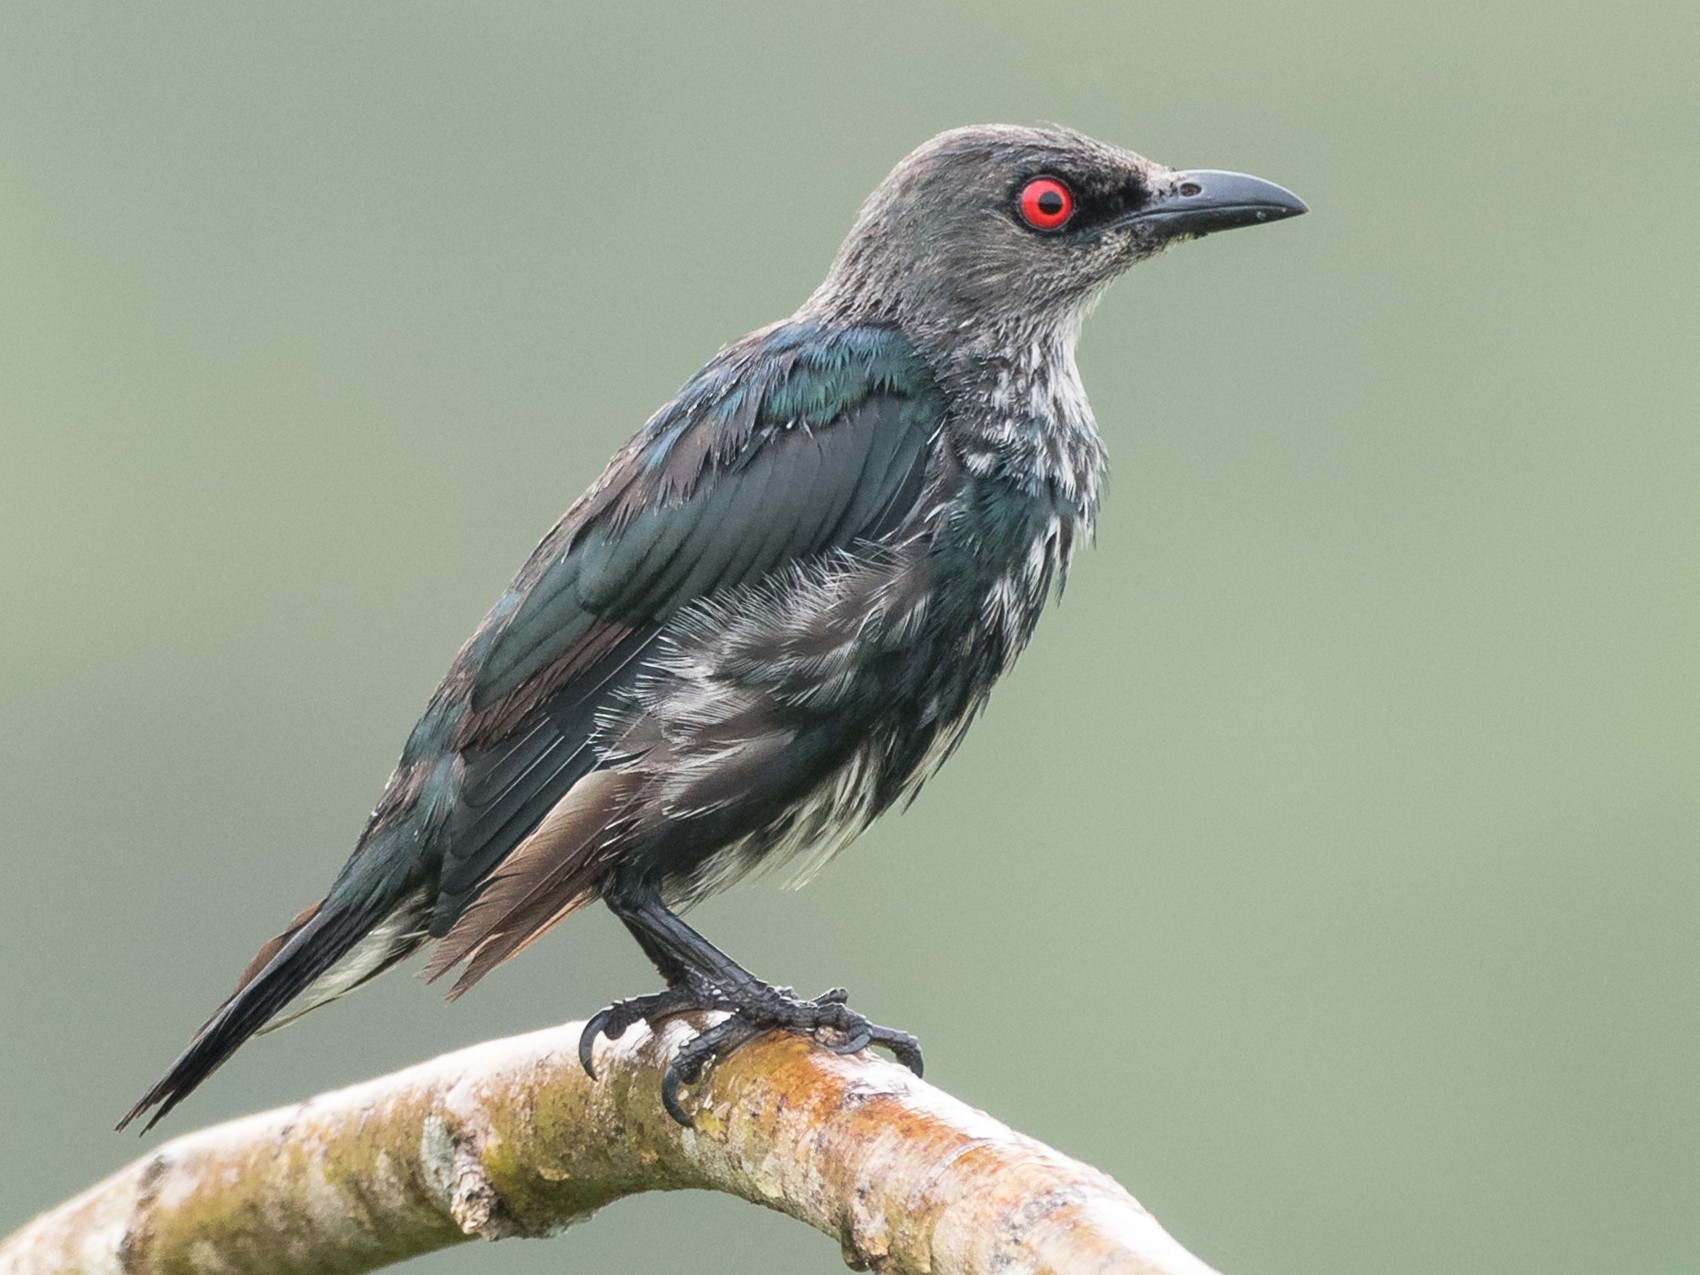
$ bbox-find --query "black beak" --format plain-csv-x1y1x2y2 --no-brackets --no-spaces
1127,170,1307,238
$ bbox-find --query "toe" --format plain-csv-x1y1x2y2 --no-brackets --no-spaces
887,1036,924,1077
827,1025,873,1055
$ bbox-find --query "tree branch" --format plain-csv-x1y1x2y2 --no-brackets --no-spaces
1,1016,1222,1275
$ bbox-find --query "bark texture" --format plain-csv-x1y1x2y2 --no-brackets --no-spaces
1,1016,1222,1275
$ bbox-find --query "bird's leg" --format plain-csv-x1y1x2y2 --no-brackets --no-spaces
580,884,922,1124
577,912,731,1078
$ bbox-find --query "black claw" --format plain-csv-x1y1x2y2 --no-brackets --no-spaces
661,1063,693,1126
578,1006,616,1078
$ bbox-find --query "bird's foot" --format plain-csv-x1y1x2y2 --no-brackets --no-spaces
579,981,922,1125
659,985,921,1125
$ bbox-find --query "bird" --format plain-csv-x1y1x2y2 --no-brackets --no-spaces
120,124,1304,1132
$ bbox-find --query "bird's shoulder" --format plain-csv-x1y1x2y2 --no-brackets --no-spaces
570,316,942,528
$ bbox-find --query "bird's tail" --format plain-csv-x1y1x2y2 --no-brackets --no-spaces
117,886,427,1134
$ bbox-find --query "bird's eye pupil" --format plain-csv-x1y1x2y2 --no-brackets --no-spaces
1018,177,1074,231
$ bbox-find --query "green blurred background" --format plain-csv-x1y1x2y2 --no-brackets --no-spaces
3,3,1696,1271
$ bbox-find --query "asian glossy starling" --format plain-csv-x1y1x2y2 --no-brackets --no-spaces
121,125,1304,1131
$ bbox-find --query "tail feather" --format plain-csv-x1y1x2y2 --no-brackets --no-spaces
117,897,392,1133
423,769,632,997
256,889,430,1035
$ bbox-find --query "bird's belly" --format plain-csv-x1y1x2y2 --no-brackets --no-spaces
649,651,990,908
665,734,891,906
624,511,1062,907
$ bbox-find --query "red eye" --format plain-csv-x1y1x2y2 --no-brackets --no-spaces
1018,177,1074,230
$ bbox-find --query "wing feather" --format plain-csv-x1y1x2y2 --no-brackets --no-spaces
421,324,942,972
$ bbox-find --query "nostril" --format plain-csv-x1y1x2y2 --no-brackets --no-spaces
1178,181,1202,197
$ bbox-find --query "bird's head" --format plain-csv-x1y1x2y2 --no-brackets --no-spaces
811,124,1305,340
